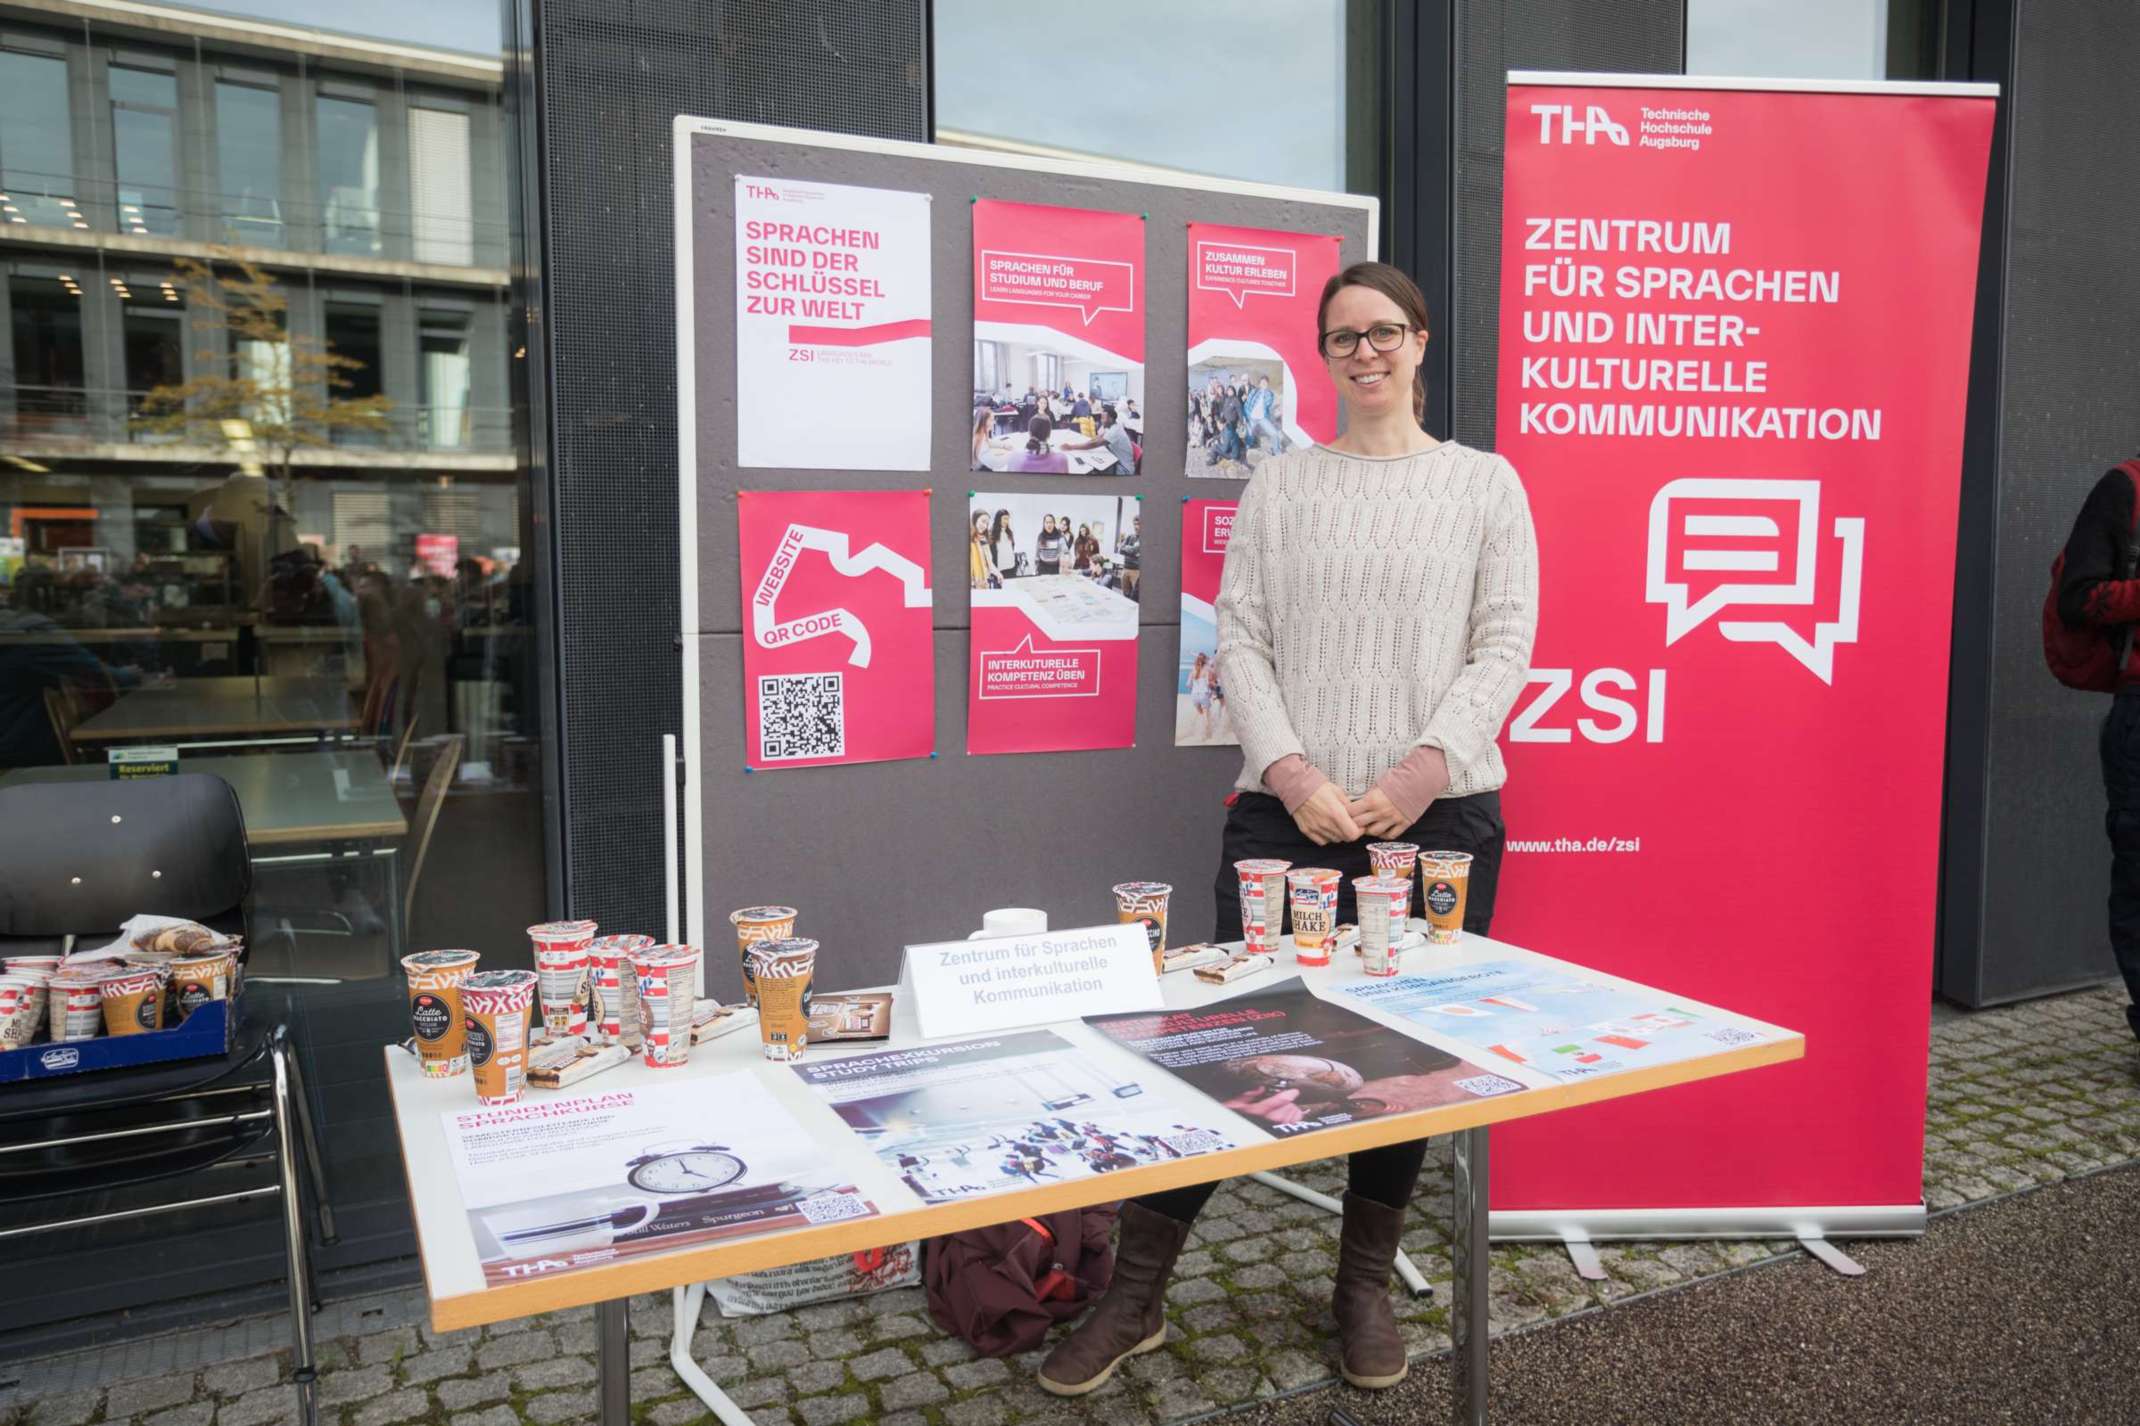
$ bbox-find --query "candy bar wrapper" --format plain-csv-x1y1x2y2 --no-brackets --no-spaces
1335,924,1362,955
1161,943,1232,975
690,1002,758,1044
526,1037,632,1089
1194,952,1277,985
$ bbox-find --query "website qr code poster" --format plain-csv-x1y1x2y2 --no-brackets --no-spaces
737,489,933,770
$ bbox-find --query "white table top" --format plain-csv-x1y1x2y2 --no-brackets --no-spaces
385,927,1800,1330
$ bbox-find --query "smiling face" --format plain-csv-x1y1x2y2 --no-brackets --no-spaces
1321,282,1427,422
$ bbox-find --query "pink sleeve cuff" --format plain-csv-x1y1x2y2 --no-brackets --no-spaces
1262,755,1329,815
1374,746,1451,827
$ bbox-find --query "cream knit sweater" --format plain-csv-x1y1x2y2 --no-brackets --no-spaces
1216,441,1539,802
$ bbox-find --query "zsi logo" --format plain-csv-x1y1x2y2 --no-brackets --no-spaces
1531,103,1630,146
1645,478,1864,683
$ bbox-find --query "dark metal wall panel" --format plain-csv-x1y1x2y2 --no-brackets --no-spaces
681,128,1375,994
1448,0,1684,449
1951,0,2140,1004
536,1,928,930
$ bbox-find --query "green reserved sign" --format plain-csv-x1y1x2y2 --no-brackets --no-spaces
108,746,180,779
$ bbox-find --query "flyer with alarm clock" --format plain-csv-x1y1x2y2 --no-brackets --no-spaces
440,1073,877,1284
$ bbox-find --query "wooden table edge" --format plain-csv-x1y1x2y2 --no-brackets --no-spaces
247,817,408,847
411,1033,1804,1332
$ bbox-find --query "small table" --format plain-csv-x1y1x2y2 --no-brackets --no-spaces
384,932,1800,1424
0,753,409,958
72,676,359,749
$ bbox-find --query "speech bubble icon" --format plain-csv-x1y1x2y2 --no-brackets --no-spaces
1645,478,1820,645
979,249,1136,326
1194,240,1297,308
1645,477,1864,684
1201,504,1236,555
978,634,1103,699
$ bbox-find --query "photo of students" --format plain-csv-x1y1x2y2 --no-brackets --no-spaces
1187,355,1293,479
972,338,1144,474
965,493,1142,605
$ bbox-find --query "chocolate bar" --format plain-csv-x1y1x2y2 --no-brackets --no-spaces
690,1002,757,1044
1194,952,1276,984
527,1037,631,1088
1161,943,1231,974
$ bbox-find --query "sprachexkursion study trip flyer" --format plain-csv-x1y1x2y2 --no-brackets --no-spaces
737,489,933,770
971,198,1144,476
968,491,1141,755
1186,223,1341,479
440,1074,877,1284
1177,499,1238,747
734,175,931,470
1487,82,1995,1218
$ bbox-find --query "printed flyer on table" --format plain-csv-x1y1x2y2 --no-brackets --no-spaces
1338,960,1780,1082
793,1029,1240,1203
1086,979,1525,1138
441,1073,876,1285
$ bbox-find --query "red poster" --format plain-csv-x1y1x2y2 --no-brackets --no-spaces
737,489,933,770
971,200,1144,476
1177,499,1238,747
967,491,1141,755
1185,223,1342,479
1491,80,1995,1221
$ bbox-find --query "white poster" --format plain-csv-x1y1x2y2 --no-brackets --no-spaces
734,176,932,470
442,1073,877,1285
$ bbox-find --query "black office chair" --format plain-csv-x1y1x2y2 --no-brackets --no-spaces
0,774,332,1426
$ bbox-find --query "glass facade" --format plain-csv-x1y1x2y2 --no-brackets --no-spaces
0,0,546,1325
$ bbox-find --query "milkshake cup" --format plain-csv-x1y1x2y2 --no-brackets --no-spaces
0,976,43,1049
461,969,539,1105
400,949,482,1077
1419,851,1474,943
1365,842,1420,924
1112,882,1173,974
4,955,62,977
747,938,817,1063
629,944,702,1069
728,906,797,1007
1353,876,1413,977
1234,859,1292,955
527,921,597,1039
587,934,653,1048
48,969,108,1042
1286,868,1342,965
100,967,167,1036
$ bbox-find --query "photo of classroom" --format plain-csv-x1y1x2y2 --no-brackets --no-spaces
972,334,1145,475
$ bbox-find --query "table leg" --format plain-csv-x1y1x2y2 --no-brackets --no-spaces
381,848,404,963
1451,1126,1490,1425
598,1298,630,1426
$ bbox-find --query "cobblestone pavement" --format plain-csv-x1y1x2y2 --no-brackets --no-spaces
3,985,2133,1426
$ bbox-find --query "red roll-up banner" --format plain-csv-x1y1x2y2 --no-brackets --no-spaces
1489,77,1996,1228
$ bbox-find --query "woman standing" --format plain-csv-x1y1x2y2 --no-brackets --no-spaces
1036,514,1063,577
1037,262,1536,1397
988,510,1019,583
968,510,995,590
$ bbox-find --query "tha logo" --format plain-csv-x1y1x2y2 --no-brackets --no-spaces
1531,103,1630,146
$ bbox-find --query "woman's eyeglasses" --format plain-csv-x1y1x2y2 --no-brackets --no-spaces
1319,322,1416,358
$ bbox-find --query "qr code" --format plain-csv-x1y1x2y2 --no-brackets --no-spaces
758,673,844,761
1162,1128,1229,1157
1454,1074,1525,1098
1706,1027,1761,1046
794,1189,871,1225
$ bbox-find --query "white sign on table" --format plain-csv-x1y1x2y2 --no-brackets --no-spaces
899,922,1161,1040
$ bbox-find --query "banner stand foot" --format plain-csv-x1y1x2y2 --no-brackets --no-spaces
1248,1171,1432,1299
1560,1233,1607,1281
672,1283,759,1426
1796,1234,1867,1277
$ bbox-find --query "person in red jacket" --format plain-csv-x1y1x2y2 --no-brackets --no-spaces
2057,462,2140,1045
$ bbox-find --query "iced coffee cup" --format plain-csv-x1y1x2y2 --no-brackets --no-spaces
629,944,702,1069
171,949,234,1024
1367,842,1420,893
461,969,539,1105
48,969,108,1042
527,921,596,1039
1235,859,1292,955
1112,882,1173,974
1419,851,1475,944
587,934,653,1048
729,906,797,1007
747,937,817,1063
1353,876,1413,977
400,949,482,1077
1286,868,1342,966
0,976,43,1049
100,967,167,1036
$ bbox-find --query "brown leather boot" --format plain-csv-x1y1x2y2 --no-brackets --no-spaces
1332,1191,1410,1389
1037,1202,1192,1396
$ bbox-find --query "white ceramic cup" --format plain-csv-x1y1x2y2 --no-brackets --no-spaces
967,907,1048,940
